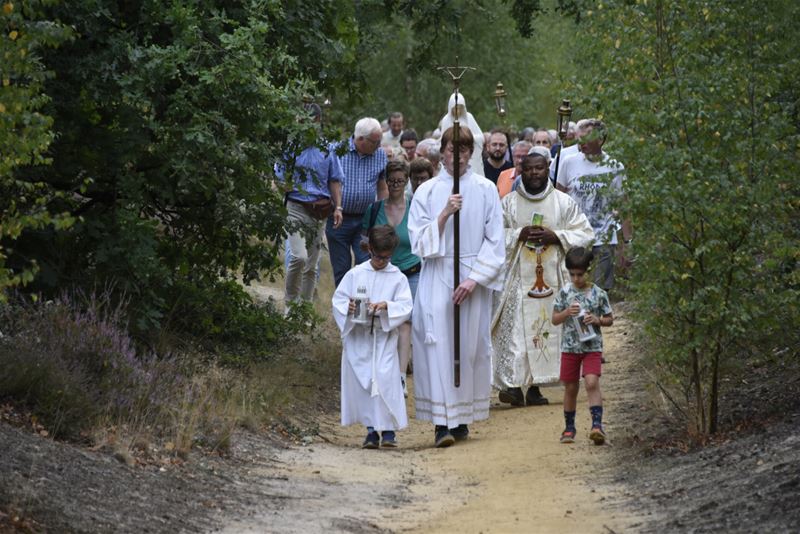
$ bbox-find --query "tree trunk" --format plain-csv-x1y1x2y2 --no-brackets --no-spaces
708,341,721,434
690,345,706,434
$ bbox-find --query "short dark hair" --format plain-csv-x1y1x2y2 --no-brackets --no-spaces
385,160,408,178
409,157,434,178
389,111,403,121
440,126,474,155
369,225,399,252
522,153,547,167
400,129,418,143
565,247,594,271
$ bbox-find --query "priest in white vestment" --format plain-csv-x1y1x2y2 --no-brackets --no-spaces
332,226,413,448
492,147,594,406
408,126,505,448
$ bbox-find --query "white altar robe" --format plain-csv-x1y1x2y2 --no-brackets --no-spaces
333,261,413,431
408,170,505,427
492,182,594,388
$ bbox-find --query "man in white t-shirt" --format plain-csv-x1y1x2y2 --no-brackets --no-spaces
382,112,405,148
550,120,583,183
556,119,632,290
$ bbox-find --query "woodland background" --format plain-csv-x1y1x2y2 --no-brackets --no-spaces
1,0,798,449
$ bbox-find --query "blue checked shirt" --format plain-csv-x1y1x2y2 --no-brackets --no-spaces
337,137,387,214
274,143,343,203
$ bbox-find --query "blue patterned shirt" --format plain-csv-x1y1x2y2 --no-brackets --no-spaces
274,143,343,203
337,137,387,214
553,282,612,353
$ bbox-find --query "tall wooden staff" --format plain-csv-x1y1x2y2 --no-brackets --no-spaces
438,59,475,388
552,99,573,185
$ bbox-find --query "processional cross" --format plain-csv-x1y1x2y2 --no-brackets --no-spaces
437,58,475,388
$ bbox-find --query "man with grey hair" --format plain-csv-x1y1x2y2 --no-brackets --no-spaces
551,119,587,183
556,119,632,291
415,138,441,169
497,139,532,198
327,117,389,286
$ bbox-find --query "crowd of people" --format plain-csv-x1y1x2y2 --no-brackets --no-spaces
276,94,632,449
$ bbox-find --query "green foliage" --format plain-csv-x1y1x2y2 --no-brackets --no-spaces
4,0,359,347
0,0,73,297
164,278,318,364
350,0,580,135
562,0,800,433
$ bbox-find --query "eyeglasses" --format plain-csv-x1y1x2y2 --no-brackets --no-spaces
371,252,392,261
386,178,407,186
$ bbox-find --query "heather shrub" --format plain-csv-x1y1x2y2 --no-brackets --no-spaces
0,292,177,440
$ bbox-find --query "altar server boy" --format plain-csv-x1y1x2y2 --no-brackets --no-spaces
332,225,413,448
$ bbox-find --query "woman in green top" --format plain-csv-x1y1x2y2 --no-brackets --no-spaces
362,160,421,396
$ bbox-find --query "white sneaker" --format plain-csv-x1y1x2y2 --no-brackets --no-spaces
401,376,408,398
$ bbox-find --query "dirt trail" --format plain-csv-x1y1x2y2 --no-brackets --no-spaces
224,310,641,533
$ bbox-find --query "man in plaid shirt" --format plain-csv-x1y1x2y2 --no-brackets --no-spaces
327,117,389,286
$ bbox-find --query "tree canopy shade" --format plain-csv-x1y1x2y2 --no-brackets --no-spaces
3,0,365,343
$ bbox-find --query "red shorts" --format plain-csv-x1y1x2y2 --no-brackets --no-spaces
560,352,602,382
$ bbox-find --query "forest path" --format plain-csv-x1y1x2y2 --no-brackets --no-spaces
223,309,641,533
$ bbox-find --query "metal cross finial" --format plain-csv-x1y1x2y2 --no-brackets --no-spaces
437,57,476,89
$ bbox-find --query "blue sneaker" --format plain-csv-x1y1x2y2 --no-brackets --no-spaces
362,430,380,449
434,425,455,448
381,431,398,448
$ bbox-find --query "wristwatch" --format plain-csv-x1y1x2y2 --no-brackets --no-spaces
335,206,343,211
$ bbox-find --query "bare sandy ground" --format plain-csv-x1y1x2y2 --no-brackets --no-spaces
223,311,639,534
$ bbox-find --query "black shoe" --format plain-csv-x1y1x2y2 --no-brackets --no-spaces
381,431,398,448
525,386,549,406
451,424,469,441
362,431,380,449
498,387,524,406
434,425,455,448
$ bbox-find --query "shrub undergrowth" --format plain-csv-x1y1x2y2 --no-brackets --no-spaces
0,289,334,452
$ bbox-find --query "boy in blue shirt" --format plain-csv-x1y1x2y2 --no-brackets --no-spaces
552,247,614,445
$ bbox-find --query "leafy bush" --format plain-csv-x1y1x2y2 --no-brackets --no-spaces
0,1,74,295
561,0,800,434
4,0,361,342
163,278,318,364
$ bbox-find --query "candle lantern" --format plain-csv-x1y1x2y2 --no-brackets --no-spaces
494,82,508,118
556,99,573,141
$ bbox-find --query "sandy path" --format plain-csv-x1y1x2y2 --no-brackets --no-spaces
223,310,639,533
